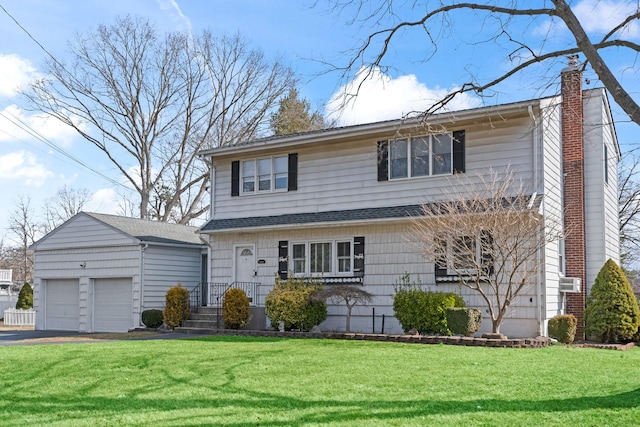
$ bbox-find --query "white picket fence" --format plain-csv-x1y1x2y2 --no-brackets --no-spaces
3,308,35,326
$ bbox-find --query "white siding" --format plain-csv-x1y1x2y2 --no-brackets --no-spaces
211,116,537,220
209,222,540,338
540,97,565,327
142,245,203,310
583,89,620,293
33,213,137,250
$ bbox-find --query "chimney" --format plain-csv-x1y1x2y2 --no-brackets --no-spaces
561,55,587,339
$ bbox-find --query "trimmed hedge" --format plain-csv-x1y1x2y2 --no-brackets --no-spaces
141,309,164,328
393,288,465,335
265,277,327,331
223,288,251,329
163,284,190,329
548,314,577,344
446,307,482,337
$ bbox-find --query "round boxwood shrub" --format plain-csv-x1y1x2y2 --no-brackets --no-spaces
15,282,33,310
163,284,190,329
585,259,640,343
223,288,251,329
548,314,577,344
265,277,327,331
141,309,164,328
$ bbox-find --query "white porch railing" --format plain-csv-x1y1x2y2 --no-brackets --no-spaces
3,308,35,326
0,269,12,284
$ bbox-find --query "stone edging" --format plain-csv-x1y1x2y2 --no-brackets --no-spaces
190,328,552,349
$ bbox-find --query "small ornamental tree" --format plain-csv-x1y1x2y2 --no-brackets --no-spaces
15,282,33,310
313,285,374,333
163,284,190,329
585,259,640,343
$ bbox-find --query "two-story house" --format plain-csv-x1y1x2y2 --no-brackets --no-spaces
199,64,619,338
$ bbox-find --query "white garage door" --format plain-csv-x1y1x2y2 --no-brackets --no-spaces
94,278,132,332
45,279,79,331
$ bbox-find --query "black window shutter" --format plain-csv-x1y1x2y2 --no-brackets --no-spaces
231,161,240,196
288,153,298,191
452,130,465,174
377,140,389,181
480,231,495,276
353,236,365,277
434,238,448,278
278,240,288,280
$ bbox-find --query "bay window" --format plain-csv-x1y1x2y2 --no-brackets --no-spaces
290,240,353,276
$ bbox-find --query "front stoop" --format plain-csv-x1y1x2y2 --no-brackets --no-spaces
176,306,223,334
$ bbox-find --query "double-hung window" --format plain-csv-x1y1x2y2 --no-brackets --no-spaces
241,156,288,194
290,240,353,276
389,134,453,179
435,232,494,278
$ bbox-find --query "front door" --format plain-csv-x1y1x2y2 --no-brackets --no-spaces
235,245,256,283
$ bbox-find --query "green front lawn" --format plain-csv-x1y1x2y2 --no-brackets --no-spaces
1,336,638,426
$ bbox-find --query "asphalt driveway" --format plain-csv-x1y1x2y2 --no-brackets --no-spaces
0,328,196,345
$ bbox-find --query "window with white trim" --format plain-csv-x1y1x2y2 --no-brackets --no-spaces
389,134,453,179
290,240,353,276
435,232,494,278
241,156,288,194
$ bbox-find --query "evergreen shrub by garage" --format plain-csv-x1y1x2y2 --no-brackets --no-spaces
265,277,327,330
446,307,482,336
163,284,190,329
547,314,577,344
393,288,465,335
223,288,251,329
141,309,164,328
15,282,33,310
584,259,640,343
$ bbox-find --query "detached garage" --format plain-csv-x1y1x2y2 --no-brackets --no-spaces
31,212,206,332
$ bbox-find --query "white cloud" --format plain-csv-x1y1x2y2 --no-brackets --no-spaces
0,150,52,186
0,54,39,97
157,0,193,34
0,104,79,148
534,1,639,39
574,0,640,38
325,67,481,126
85,188,122,215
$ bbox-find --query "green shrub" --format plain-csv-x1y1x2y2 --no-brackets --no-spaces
393,284,465,335
548,314,577,344
163,284,190,329
585,259,640,343
141,309,164,328
446,307,482,336
265,277,327,330
223,288,251,329
15,283,33,310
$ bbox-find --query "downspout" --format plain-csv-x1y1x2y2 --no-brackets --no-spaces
529,104,544,336
139,243,148,327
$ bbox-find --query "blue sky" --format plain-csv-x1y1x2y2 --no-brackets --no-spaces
0,0,638,245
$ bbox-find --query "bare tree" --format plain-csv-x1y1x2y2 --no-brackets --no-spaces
6,197,39,283
321,1,640,126
619,148,640,269
411,169,563,334
24,16,295,223
314,285,374,332
42,186,91,233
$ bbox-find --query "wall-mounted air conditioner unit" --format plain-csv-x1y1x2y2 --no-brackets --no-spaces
559,277,581,293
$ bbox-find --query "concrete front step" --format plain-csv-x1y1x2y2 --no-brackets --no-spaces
191,307,219,315
189,312,220,321
174,326,220,335
183,319,221,329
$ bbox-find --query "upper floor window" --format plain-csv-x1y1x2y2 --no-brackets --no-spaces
390,134,453,179
231,153,297,196
242,156,288,194
377,130,465,182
